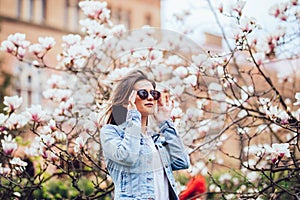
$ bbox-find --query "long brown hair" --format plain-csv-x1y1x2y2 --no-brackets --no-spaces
104,69,156,125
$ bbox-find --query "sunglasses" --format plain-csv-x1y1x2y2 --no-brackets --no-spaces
137,89,161,100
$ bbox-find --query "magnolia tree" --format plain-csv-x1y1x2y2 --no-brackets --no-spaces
1,0,300,199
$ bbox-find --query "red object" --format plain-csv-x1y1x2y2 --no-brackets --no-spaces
179,175,206,200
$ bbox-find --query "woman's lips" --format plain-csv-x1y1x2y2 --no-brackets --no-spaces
144,103,153,107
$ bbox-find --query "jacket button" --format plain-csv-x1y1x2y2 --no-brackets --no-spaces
165,165,168,168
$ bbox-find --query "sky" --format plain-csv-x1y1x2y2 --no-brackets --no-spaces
161,0,282,43
160,0,298,74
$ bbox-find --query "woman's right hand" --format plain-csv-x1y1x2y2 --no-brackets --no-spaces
127,90,137,110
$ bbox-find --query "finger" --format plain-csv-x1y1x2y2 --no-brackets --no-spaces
171,99,174,109
158,96,164,106
129,90,136,103
165,95,169,107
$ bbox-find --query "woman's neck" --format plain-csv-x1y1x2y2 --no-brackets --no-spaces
141,116,147,134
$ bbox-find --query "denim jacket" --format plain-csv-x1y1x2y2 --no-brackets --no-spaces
100,110,190,200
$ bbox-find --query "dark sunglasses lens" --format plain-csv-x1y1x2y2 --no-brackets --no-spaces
151,90,161,100
137,90,148,100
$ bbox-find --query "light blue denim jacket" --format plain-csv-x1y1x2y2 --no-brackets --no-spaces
100,110,190,200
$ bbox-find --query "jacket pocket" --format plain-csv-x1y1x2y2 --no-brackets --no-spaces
120,171,128,192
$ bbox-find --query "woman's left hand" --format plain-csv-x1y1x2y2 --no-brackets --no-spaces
154,94,174,123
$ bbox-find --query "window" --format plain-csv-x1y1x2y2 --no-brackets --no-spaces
145,13,151,26
65,0,80,31
17,0,22,19
124,10,131,30
17,0,47,24
111,7,131,30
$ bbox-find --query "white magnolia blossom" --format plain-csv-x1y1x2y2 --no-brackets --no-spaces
79,1,110,22
58,98,74,114
43,88,72,102
24,137,42,157
79,18,110,37
54,131,67,142
40,134,55,147
46,74,67,89
1,40,16,53
74,135,90,153
183,74,197,86
294,92,300,105
16,47,26,59
165,55,184,66
269,2,289,20
252,52,266,65
84,112,102,133
10,157,28,167
29,43,43,55
263,105,280,121
219,173,232,183
0,163,11,175
38,36,56,50
270,143,291,158
1,134,17,155
173,66,188,79
83,35,103,51
0,113,6,125
62,34,81,47
7,33,30,48
26,105,49,123
5,113,28,129
3,96,23,113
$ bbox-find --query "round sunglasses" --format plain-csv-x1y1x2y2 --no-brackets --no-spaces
137,89,161,100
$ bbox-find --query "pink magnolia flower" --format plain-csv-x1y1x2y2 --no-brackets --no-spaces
16,47,26,60
74,135,90,153
40,134,55,147
49,152,59,163
272,143,291,158
269,2,288,19
3,95,23,113
0,163,11,175
252,52,266,66
230,0,246,16
29,43,43,56
1,134,17,155
1,40,16,53
265,143,291,163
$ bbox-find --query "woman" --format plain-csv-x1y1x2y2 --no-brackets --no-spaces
100,69,190,200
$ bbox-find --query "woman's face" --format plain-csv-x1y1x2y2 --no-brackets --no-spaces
133,80,157,117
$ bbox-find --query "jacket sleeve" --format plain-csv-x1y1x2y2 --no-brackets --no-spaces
100,110,142,166
159,119,190,170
